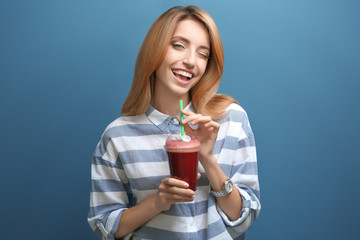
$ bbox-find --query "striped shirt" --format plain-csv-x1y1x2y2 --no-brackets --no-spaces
88,102,261,240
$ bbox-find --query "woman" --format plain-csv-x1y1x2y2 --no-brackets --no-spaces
88,5,260,240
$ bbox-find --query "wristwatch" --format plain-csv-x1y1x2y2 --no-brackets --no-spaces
210,178,233,197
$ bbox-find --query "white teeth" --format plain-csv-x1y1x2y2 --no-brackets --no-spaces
173,70,192,79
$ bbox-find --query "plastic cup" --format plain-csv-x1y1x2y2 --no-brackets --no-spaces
165,131,200,191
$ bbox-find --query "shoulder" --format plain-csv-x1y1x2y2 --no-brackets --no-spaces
223,103,249,122
101,114,149,139
226,102,246,112
105,114,147,130
218,103,254,139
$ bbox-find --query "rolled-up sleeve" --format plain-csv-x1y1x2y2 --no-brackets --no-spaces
217,184,261,231
216,104,261,234
88,132,129,240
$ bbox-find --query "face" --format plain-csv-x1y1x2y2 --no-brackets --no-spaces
154,19,210,100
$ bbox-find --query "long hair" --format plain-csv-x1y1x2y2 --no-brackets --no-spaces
121,5,236,118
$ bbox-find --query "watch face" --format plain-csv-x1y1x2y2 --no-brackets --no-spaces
225,180,233,193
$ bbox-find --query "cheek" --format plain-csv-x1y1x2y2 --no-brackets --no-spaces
156,57,172,77
155,66,166,83
163,49,180,63
199,61,208,76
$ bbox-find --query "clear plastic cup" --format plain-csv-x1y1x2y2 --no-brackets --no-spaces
165,131,200,191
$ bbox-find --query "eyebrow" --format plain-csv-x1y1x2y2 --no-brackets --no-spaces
172,36,210,51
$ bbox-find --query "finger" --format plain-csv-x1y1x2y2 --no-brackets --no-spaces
181,111,214,126
196,173,201,180
181,109,195,116
158,192,194,201
176,114,197,128
181,114,203,125
172,198,195,203
166,185,194,196
158,187,195,202
189,115,213,126
162,177,189,189
180,110,201,122
204,121,220,129
182,124,199,139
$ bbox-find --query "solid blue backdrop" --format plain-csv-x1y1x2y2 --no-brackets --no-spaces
1,0,359,239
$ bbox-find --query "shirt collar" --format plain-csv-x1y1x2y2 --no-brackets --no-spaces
145,102,196,131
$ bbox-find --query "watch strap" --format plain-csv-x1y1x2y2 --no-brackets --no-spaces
210,178,233,197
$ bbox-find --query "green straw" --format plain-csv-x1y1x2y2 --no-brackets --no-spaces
180,100,185,139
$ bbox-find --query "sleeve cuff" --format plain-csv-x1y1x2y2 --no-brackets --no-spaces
94,208,126,240
216,185,260,227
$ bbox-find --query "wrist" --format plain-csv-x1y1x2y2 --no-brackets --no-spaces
210,178,234,197
150,194,166,213
200,154,218,169
201,156,229,192
152,192,172,213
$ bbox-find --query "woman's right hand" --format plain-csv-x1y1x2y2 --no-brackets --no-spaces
155,177,197,212
116,176,197,239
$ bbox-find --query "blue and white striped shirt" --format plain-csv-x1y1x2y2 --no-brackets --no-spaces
88,102,261,240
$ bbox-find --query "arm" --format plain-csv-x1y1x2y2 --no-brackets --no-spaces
215,105,261,233
180,110,242,220
89,127,197,239
181,107,261,227
89,151,195,239
88,135,130,239
115,178,195,238
201,155,242,220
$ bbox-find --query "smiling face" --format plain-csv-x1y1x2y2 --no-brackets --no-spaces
153,19,210,111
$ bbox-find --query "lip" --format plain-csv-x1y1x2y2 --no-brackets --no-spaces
172,68,195,85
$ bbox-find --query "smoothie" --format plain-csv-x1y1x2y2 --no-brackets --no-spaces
165,132,200,191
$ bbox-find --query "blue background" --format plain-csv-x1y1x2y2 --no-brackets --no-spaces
1,0,359,239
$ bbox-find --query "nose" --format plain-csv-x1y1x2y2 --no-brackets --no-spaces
183,50,195,69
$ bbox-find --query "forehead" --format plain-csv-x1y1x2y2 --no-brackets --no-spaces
172,19,210,47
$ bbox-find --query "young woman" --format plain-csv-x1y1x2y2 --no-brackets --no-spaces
88,5,260,240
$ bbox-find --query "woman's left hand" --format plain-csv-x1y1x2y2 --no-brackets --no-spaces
179,110,220,161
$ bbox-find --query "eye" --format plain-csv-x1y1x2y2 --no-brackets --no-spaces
199,52,209,60
172,43,185,49
198,51,210,60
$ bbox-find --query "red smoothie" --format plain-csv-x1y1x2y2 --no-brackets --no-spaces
165,132,200,191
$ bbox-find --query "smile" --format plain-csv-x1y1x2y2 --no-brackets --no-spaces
172,69,193,81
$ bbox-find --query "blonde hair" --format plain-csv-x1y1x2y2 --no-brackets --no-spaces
121,5,236,119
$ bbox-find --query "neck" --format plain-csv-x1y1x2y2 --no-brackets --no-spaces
152,94,190,117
